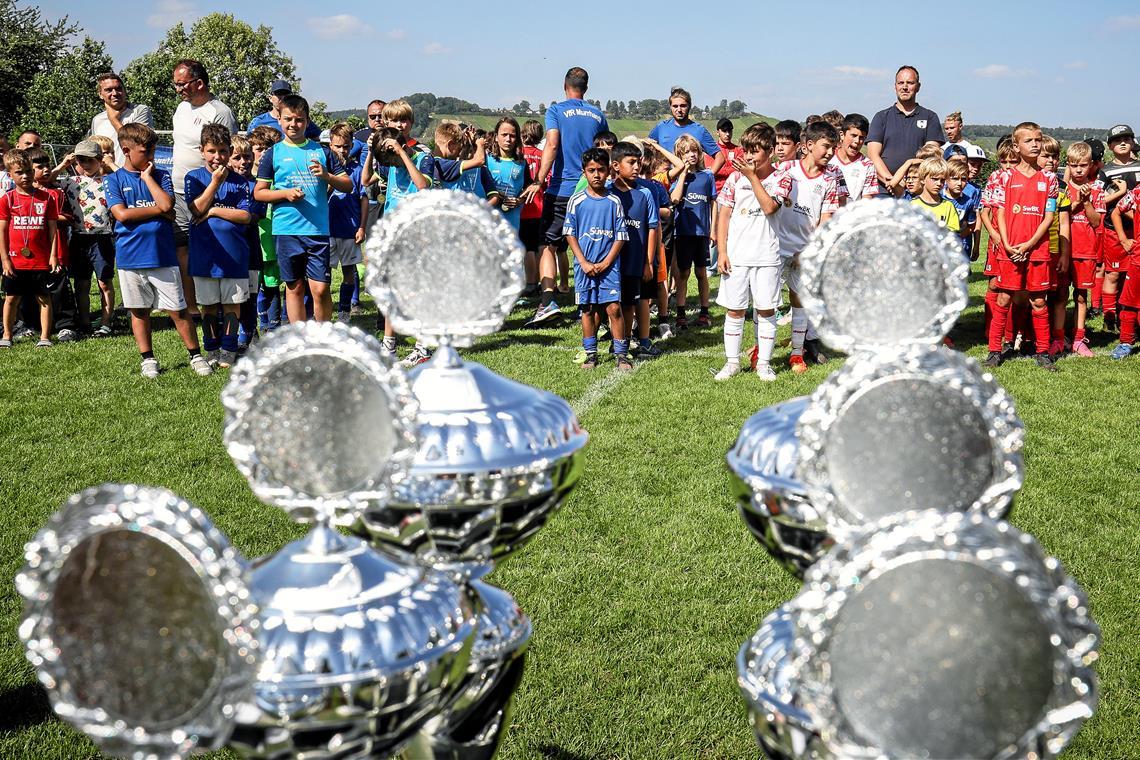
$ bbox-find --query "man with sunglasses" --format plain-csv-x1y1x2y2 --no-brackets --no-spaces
89,72,153,166
171,59,238,316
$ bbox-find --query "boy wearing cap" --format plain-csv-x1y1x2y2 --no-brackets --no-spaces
1098,125,1140,332
248,80,322,139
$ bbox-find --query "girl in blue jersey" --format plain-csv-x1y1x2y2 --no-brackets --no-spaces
485,117,534,230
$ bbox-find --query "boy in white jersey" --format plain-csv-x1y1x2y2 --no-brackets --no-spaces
714,123,788,381
830,113,879,202
775,121,847,373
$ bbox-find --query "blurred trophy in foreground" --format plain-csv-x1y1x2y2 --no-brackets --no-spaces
361,190,588,759
728,201,1100,758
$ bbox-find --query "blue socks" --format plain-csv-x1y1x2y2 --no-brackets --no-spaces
613,339,629,356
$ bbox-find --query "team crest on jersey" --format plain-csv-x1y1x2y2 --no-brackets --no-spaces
1012,204,1022,215
34,202,46,214
917,120,927,129
1037,182,1046,191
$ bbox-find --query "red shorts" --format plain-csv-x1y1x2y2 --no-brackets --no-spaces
983,238,1001,277
996,259,1054,293
1101,233,1130,272
1070,259,1098,290
1120,267,1140,309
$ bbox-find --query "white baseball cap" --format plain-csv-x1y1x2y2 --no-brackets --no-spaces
965,144,987,160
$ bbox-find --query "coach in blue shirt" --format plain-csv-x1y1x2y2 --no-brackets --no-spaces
648,87,725,176
247,79,321,139
867,65,944,192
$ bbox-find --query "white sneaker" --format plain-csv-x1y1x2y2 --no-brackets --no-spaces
400,344,433,368
140,357,160,378
755,363,777,382
380,339,397,359
190,354,214,376
714,361,742,381
336,310,350,323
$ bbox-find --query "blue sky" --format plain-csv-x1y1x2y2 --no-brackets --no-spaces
41,0,1139,129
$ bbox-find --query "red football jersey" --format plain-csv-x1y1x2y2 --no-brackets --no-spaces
1070,180,1106,260
521,145,545,220
0,188,58,271
705,141,743,194
989,168,1058,262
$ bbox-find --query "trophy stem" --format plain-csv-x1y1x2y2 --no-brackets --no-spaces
429,342,464,368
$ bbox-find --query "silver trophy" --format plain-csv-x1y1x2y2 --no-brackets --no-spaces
738,511,1100,759
361,190,588,758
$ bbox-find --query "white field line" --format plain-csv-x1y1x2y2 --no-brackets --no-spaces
569,345,721,418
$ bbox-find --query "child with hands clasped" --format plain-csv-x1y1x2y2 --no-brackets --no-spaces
1108,180,1140,359
0,148,59,348
565,147,628,370
670,134,717,329
1064,142,1105,357
608,141,661,359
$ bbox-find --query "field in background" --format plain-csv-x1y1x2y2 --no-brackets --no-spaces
0,264,1137,758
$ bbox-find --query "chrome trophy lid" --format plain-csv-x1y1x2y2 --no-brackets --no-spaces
788,511,1099,759
17,484,259,759
798,199,969,353
222,321,420,526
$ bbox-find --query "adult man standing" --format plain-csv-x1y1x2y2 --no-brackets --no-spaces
247,79,320,139
649,87,725,176
171,59,238,315
529,67,608,323
867,66,944,190
90,72,153,165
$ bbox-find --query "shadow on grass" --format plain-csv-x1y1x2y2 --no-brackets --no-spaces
537,744,605,760
0,683,55,734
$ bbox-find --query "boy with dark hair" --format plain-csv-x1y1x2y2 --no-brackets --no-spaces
0,148,58,348
773,120,801,164
254,94,353,324
326,122,368,324
830,113,880,201
984,122,1059,371
670,133,717,328
1109,182,1140,358
28,147,80,342
107,122,212,377
609,141,661,358
186,123,252,368
520,119,546,297
566,147,628,369
714,123,787,381
1039,135,1072,356
1099,124,1140,333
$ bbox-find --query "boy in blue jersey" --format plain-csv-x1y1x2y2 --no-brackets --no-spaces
227,133,261,352
253,94,353,324
565,147,628,369
186,124,252,368
326,122,368,324
610,141,662,358
943,156,979,260
432,122,495,200
670,134,717,329
106,123,212,378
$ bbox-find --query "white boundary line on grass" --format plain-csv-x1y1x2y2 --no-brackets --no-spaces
570,345,722,418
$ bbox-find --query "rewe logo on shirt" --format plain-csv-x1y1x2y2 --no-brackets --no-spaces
12,215,45,227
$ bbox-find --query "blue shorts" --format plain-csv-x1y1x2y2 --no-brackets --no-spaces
275,235,331,284
71,233,116,282
575,263,621,305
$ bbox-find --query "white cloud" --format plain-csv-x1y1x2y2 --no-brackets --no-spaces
386,29,408,40
1108,14,1140,30
973,64,1034,79
307,14,375,40
147,0,199,29
1063,61,1088,70
831,65,889,79
423,42,452,55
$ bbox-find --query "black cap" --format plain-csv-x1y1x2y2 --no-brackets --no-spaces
1107,124,1134,142
1085,138,1105,162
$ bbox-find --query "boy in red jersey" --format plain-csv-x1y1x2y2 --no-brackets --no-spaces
0,149,59,347
1108,183,1140,359
984,122,1059,371
980,143,1021,342
1062,142,1104,357
519,119,546,299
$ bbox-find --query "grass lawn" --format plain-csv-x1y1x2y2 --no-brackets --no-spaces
0,260,1137,759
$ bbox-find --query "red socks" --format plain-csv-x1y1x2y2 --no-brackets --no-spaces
1031,307,1051,353
1121,309,1138,344
1092,274,1104,309
984,288,998,335
1103,287,1118,318
989,299,1010,352
1075,327,1086,343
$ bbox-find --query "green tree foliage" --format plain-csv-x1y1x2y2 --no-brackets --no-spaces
0,0,78,137
20,36,114,143
121,13,298,128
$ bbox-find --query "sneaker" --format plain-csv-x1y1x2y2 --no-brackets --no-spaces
675,315,688,331
217,349,237,368
140,357,160,378
634,341,663,358
656,323,674,341
336,310,351,323
190,354,214,376
1073,338,1095,358
755,364,777,382
93,324,113,338
1089,307,1102,318
615,354,634,371
35,338,52,348
789,354,809,374
380,340,396,360
803,338,828,365
350,303,363,315
1104,311,1117,333
1048,338,1065,357
56,328,78,343
581,353,599,369
1110,342,1133,360
1000,341,1016,361
205,349,220,367
572,349,588,364
695,313,712,328
1035,352,1059,372
14,326,34,340
983,351,1004,368
777,311,792,326
714,361,742,381
0,338,10,348
400,345,433,368
529,301,562,325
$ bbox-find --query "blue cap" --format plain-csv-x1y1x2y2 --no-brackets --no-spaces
270,79,292,95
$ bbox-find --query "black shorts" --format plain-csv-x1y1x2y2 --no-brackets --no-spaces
620,274,655,305
2,270,55,297
519,218,542,252
540,193,569,251
70,233,116,282
675,235,710,270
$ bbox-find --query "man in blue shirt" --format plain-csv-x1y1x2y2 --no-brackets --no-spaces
247,80,321,140
648,87,725,176
867,66,944,193
529,67,608,324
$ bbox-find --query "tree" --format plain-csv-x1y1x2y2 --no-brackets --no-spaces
121,13,299,129
727,100,747,118
538,103,546,115
20,36,114,144
0,0,79,136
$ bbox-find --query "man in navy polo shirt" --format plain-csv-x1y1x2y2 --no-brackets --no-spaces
867,66,944,193
529,66,608,323
247,80,321,140
648,87,725,176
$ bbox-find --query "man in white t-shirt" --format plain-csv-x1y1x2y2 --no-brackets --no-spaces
171,58,238,314
89,72,153,166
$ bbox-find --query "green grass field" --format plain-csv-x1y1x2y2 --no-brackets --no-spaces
1,262,1138,759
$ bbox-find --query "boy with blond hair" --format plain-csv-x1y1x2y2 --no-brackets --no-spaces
670,133,717,329
1039,135,1072,356
984,122,1059,371
909,157,961,232
1064,142,1105,356
943,156,979,259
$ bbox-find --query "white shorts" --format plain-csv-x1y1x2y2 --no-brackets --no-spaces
248,269,259,291
715,263,783,311
329,237,363,267
783,254,803,295
119,267,186,311
193,276,250,305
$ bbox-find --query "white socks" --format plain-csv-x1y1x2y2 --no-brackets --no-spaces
724,316,744,362
756,313,777,366
791,307,807,356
